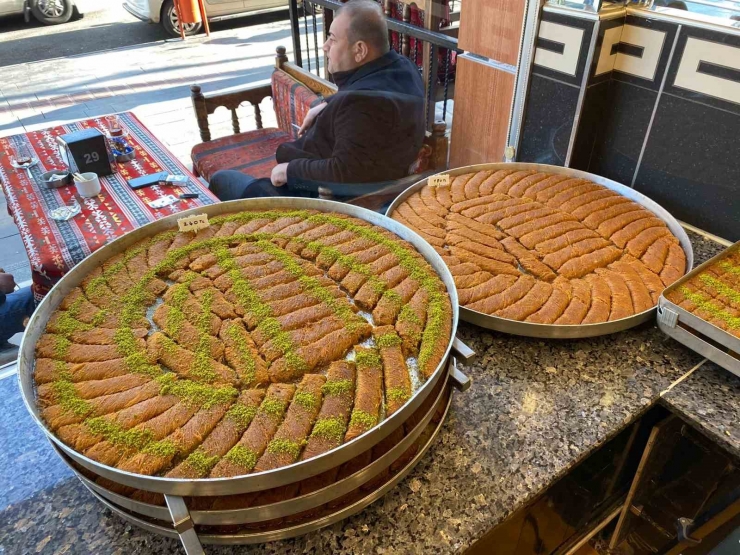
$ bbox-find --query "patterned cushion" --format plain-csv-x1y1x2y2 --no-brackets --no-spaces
191,127,291,182
272,70,323,139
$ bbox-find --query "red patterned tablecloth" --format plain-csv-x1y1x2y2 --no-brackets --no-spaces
0,112,218,300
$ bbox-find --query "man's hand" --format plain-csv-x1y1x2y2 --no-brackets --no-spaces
271,163,289,187
298,102,327,136
0,270,16,295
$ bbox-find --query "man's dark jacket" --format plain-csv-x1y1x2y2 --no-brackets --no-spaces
277,50,425,184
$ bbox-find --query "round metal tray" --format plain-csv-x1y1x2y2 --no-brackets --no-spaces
18,197,460,496
77,386,451,545
386,163,694,339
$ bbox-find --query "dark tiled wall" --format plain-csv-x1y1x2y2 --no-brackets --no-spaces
519,9,740,240
518,12,594,166
634,27,740,240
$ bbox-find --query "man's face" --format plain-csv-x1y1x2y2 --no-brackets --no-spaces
323,12,360,74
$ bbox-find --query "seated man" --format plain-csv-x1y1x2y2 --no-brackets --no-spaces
209,0,426,201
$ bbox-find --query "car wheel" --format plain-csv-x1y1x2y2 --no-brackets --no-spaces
161,0,203,38
30,0,74,25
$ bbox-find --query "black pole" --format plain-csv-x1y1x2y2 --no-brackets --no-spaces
288,0,303,67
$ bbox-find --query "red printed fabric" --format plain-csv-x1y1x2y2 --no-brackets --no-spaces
272,69,322,139
191,127,291,182
0,112,218,300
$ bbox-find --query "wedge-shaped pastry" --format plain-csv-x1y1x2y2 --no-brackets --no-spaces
450,172,476,203
219,319,269,387
84,399,199,467
147,332,238,386
36,334,137,363
497,281,553,321
554,278,591,325
269,322,371,382
448,245,520,277
660,243,687,287
345,347,383,442
526,277,572,324
541,237,612,272
470,272,531,313
458,274,518,306
626,226,674,259
210,384,294,477
37,373,150,406
374,326,413,416
253,374,325,472
153,304,223,360
117,401,232,476
595,268,634,321
302,361,356,461
609,260,653,313
501,237,557,282
166,389,265,479
396,287,429,357
42,380,161,431
34,358,130,385
508,173,565,199
582,273,612,324
558,247,622,279
373,276,420,326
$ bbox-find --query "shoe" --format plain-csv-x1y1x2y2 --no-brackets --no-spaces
0,341,19,366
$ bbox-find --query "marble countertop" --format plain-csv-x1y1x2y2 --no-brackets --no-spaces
0,231,737,555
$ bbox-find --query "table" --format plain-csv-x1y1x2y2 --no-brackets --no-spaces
0,231,737,554
0,112,218,300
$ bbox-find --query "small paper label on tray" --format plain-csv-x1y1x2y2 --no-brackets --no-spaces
428,174,451,188
178,213,210,233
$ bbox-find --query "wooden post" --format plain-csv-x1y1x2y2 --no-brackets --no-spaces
276,45,289,69
174,0,186,40
198,0,210,36
190,84,211,142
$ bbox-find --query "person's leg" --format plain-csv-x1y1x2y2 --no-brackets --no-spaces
0,287,35,345
208,170,257,201
209,171,288,200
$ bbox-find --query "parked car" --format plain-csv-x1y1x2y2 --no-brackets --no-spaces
123,0,287,38
0,0,100,25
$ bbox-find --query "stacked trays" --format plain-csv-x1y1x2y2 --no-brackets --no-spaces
18,198,463,547
387,163,694,338
658,241,740,378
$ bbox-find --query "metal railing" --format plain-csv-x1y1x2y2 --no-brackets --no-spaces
288,0,461,131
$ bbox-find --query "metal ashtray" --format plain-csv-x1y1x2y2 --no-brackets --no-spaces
110,137,136,163
41,170,73,188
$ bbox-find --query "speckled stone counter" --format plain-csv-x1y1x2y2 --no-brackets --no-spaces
0,231,737,555
661,361,740,458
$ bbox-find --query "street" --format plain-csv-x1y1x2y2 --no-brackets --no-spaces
0,2,289,67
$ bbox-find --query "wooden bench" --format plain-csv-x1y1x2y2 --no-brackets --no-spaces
190,46,448,206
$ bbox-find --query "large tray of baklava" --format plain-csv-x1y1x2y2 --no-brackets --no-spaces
658,241,740,378
387,163,694,339
17,197,458,498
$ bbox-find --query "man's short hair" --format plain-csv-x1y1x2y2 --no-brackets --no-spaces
337,0,390,54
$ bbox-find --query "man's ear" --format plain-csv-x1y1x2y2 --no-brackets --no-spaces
354,41,369,63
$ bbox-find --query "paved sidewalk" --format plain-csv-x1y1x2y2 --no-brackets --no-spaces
0,19,304,284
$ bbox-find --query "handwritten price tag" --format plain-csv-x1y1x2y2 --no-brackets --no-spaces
178,213,210,233
428,174,451,188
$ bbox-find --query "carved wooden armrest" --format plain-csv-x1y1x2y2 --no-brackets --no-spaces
190,82,273,143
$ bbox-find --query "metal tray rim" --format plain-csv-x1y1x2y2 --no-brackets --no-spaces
386,162,695,339
78,390,452,545
18,197,460,496
657,240,740,371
